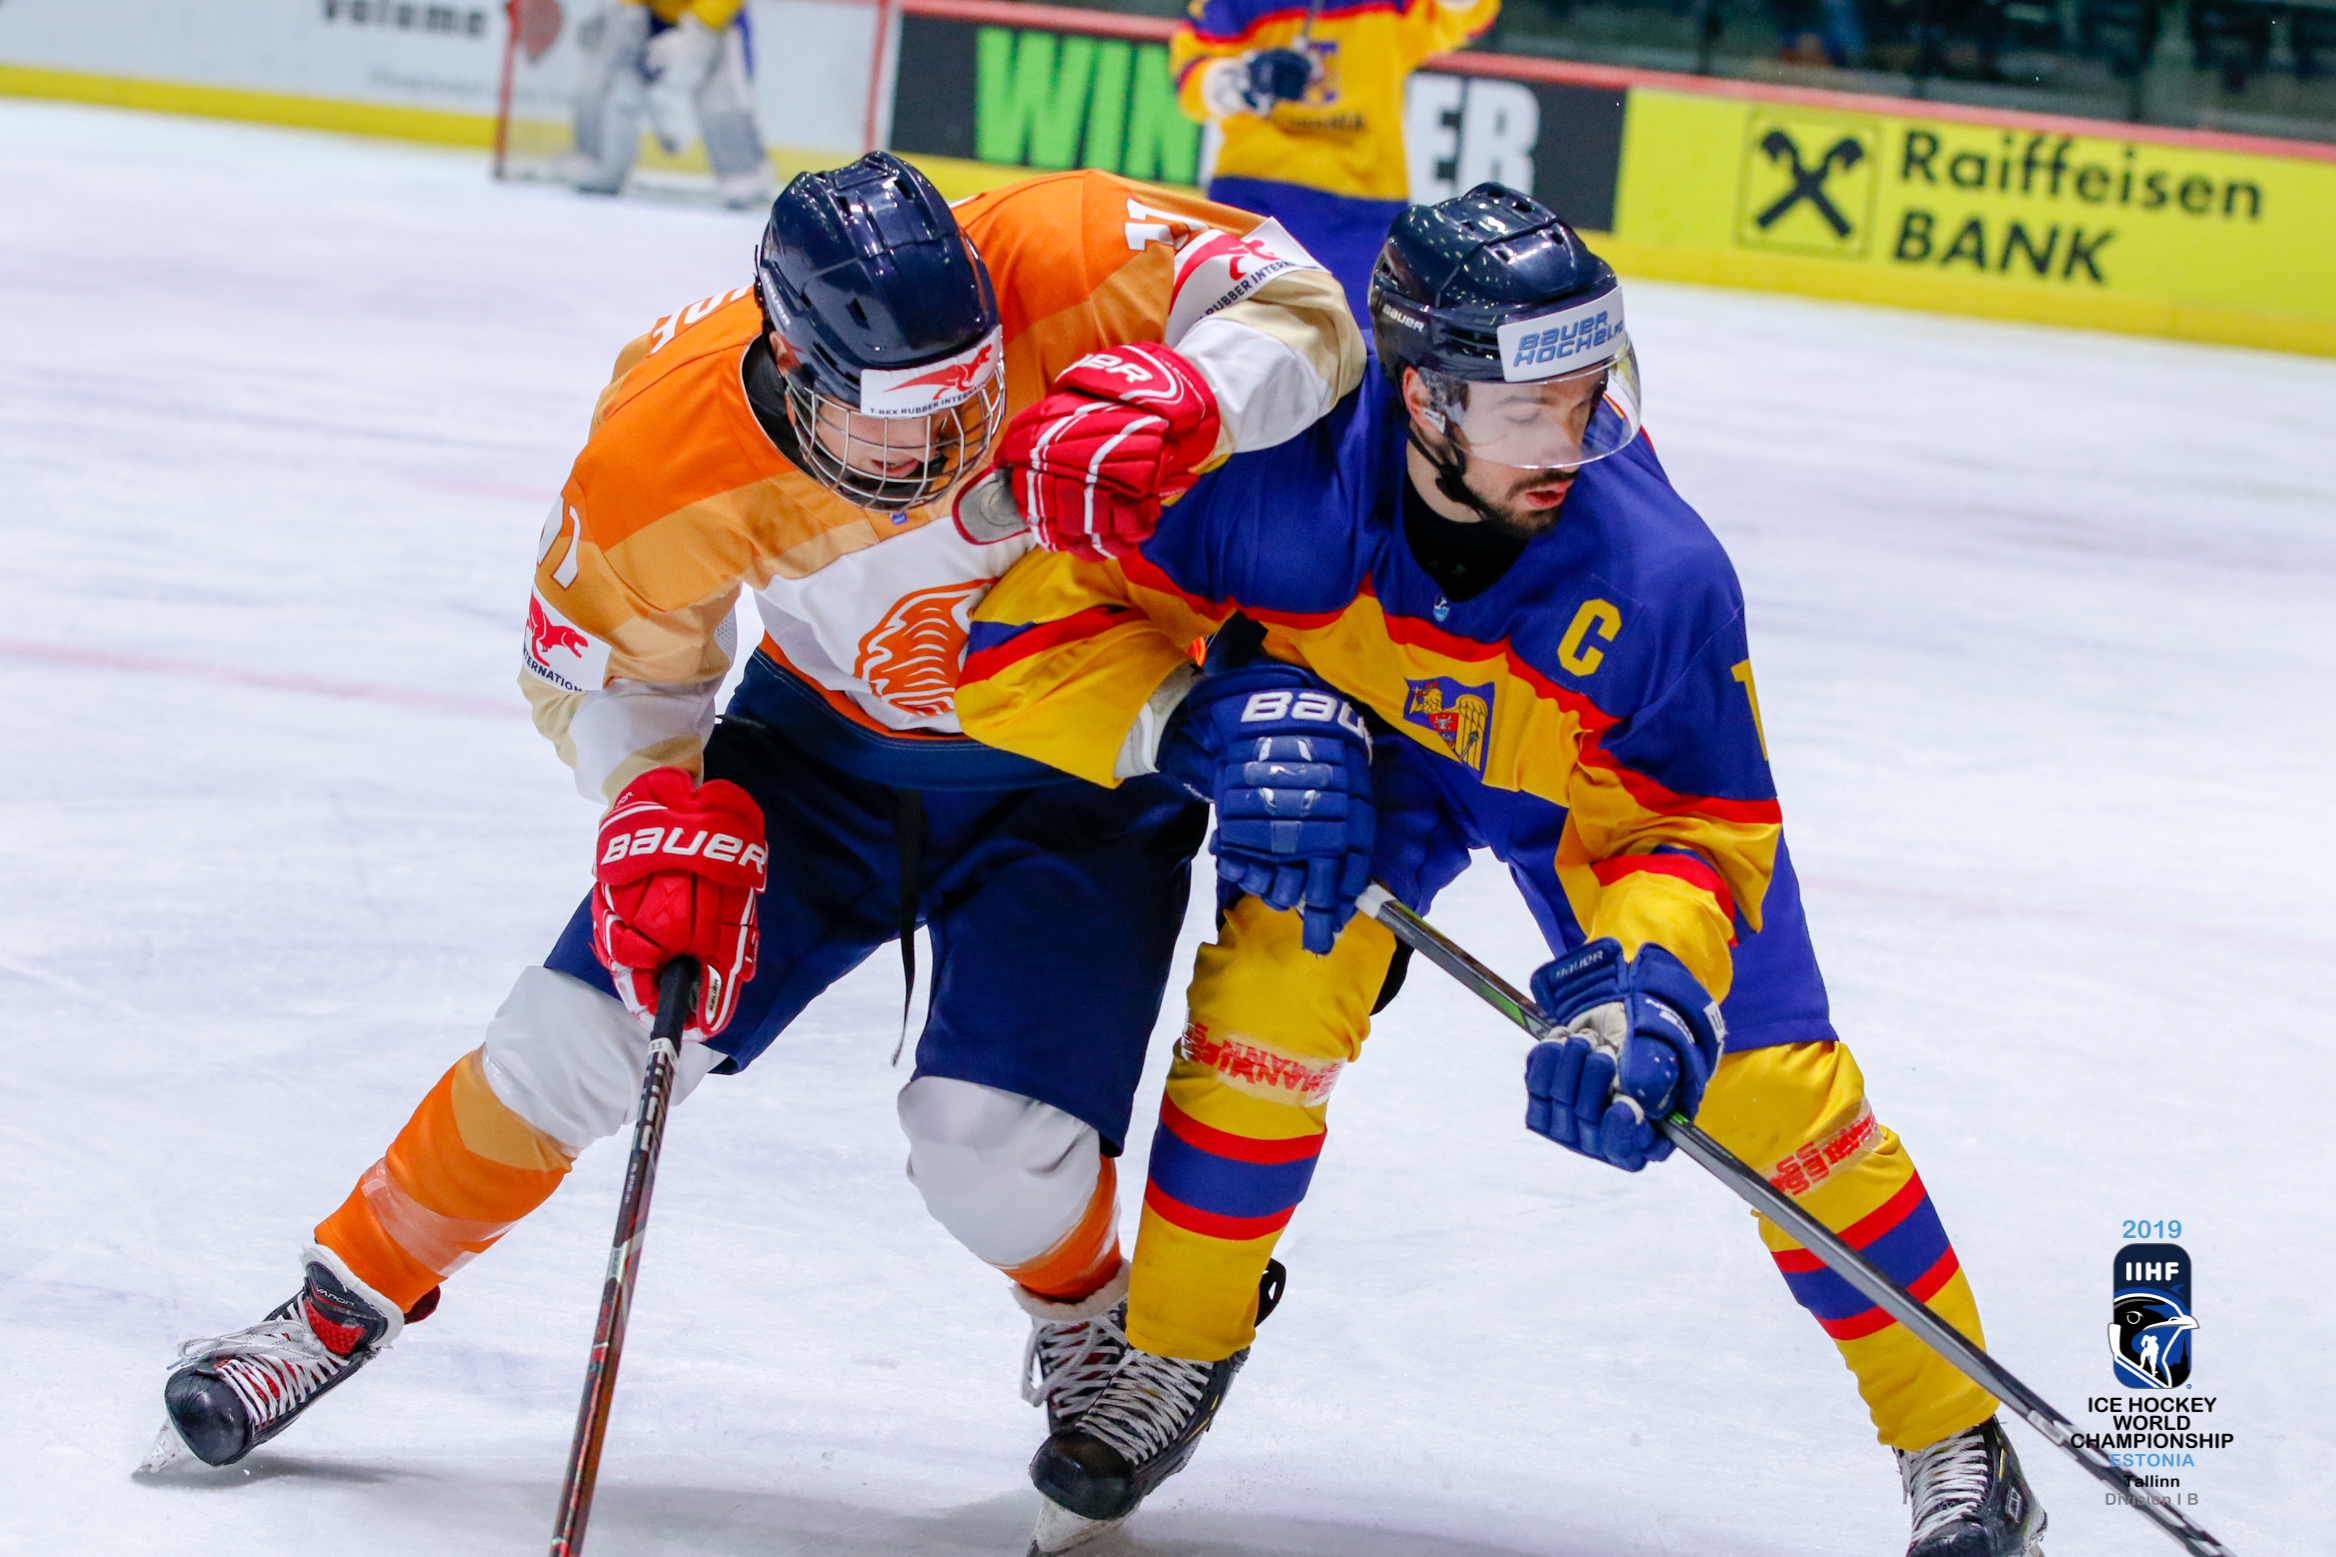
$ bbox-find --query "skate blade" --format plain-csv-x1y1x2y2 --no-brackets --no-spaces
136,1422,196,1475
1029,1498,1127,1556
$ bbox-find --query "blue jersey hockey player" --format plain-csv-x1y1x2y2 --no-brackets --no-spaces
960,185,2050,1557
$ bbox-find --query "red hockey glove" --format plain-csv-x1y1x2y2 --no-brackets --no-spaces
589,768,767,1041
992,343,1222,560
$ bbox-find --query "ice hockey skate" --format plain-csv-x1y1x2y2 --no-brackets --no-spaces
1025,1261,1284,1550
144,1247,419,1471
1018,1267,1132,1435
1898,1417,2047,1557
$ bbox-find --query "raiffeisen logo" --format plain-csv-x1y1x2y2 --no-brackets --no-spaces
1736,114,1880,257
1885,129,2267,285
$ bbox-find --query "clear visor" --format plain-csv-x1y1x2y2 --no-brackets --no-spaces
1429,338,1642,471
784,373,1006,512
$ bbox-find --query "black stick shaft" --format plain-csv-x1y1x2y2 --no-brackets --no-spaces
1355,886,2235,1557
548,956,700,1557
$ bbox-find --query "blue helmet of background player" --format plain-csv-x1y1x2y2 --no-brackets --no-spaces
1368,183,1642,489
755,152,1006,510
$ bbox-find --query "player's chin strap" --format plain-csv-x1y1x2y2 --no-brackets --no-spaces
1352,882,2237,1557
1404,417,1509,528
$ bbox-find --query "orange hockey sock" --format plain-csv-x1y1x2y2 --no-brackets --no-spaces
315,1049,575,1314
1006,1156,1123,1303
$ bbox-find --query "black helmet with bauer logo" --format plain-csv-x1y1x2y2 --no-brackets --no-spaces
755,152,1006,510
1368,183,1642,478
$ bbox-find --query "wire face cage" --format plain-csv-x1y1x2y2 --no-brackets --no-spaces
780,372,1007,512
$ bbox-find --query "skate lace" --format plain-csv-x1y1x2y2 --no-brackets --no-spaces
1900,1427,1992,1543
1021,1302,1130,1419
1077,1350,1213,1466
172,1309,346,1431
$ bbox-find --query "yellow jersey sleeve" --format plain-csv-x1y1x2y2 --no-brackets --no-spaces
959,551,1230,789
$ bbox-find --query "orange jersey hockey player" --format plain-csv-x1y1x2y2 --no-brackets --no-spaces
152,157,1360,1557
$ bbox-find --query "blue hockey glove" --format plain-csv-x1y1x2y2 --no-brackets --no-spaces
1157,660,1375,955
1524,938,1725,1172
1243,48,1316,109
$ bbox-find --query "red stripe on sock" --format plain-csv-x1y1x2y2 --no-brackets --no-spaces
1770,1174,1931,1275
1143,1180,1297,1241
1814,1247,1964,1340
1159,1098,1326,1165
1839,1171,1930,1247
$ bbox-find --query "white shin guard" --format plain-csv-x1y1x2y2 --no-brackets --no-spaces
897,1076,1104,1270
477,965,723,1153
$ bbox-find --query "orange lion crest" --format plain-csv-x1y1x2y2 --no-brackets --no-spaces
854,580,988,718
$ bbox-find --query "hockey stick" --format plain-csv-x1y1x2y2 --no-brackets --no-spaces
548,955,701,1557
1354,884,2237,1557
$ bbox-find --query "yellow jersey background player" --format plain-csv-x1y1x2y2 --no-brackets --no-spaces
1174,0,1501,318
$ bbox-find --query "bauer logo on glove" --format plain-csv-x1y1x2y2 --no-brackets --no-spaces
598,825,765,871
1156,660,1375,956
1238,687,1370,740
589,768,769,1042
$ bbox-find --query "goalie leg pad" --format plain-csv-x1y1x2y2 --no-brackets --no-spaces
695,28,769,182
568,2,648,185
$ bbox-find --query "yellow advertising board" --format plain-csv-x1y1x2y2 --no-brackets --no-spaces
12,0,2334,355
1604,88,2336,356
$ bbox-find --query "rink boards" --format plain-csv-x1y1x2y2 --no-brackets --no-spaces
4,0,2333,355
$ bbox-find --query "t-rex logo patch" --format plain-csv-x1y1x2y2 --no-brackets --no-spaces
854,580,989,719
1403,676,1492,776
522,591,609,695
528,595,590,663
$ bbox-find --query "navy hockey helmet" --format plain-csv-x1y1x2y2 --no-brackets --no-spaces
755,152,1005,510
1368,183,1640,473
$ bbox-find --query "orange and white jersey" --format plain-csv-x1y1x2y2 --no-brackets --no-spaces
521,169,1364,802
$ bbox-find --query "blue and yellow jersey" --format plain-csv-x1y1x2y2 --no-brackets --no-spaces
1173,0,1501,201
632,0,746,27
961,371,1821,1026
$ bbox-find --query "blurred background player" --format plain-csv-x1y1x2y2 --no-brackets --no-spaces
960,187,2048,1557
149,155,1361,1490
1173,0,1501,323
559,0,773,206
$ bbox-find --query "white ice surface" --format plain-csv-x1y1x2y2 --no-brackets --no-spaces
3,99,2331,1556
